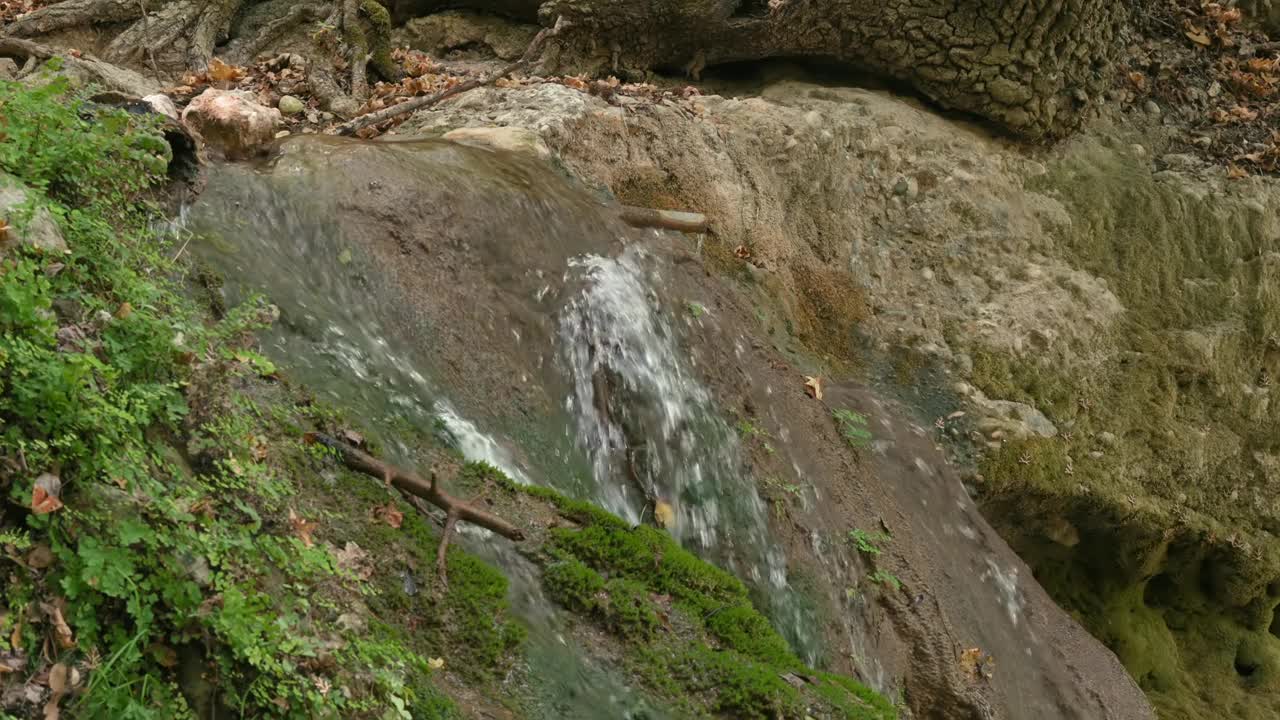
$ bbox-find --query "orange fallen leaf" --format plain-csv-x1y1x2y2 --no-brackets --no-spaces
372,503,403,529
207,57,246,83
1227,163,1249,179
114,302,133,320
803,376,823,400
288,508,318,548
0,219,10,243
32,473,63,514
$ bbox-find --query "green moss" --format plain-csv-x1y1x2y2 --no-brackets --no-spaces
965,140,1280,720
359,0,399,81
494,461,894,719
667,645,802,719
544,556,607,612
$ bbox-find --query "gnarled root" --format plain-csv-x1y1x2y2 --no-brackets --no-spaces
105,0,244,75
4,0,156,38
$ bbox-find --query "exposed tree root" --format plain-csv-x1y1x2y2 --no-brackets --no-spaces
0,36,160,96
342,0,368,97
105,0,242,74
335,15,567,135
4,0,152,37
305,433,525,586
223,2,325,65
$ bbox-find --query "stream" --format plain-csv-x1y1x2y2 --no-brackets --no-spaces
181,136,822,716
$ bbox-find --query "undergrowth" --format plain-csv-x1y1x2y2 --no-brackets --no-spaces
0,74,470,718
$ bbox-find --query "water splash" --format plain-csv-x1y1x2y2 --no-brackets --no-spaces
557,246,821,662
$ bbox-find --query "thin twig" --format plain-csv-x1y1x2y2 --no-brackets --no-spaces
333,15,570,136
170,233,193,262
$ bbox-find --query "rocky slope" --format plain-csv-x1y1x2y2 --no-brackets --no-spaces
4,1,1279,717
400,63,1280,719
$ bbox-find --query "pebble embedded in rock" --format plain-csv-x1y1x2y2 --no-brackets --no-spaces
278,95,305,115
1144,100,1161,116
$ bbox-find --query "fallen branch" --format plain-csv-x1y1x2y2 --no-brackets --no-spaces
306,433,525,586
619,206,708,233
334,15,569,136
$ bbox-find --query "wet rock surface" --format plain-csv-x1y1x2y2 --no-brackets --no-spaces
190,136,1154,719
401,68,1280,719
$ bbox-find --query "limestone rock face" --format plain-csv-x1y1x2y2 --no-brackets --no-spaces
181,89,281,160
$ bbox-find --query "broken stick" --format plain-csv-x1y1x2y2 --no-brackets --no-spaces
306,433,525,586
333,16,570,136
618,206,708,233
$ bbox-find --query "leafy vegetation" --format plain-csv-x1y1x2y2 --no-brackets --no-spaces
0,75,484,719
847,528,890,556
832,408,872,449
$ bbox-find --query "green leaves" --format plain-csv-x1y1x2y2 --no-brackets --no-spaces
832,407,873,448
0,73,167,212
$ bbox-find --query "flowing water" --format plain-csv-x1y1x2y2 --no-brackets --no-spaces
182,136,821,711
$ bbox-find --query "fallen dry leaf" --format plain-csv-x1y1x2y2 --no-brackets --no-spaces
372,503,403,529
48,663,68,693
653,500,675,528
288,508,318,548
0,219,9,243
1227,163,1250,179
335,542,373,580
48,605,74,649
341,429,365,447
959,646,995,679
113,302,133,320
207,57,246,83
1185,26,1212,46
803,376,823,400
32,473,64,515
427,657,445,670
26,544,54,570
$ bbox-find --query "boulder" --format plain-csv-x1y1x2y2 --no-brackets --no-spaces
442,126,551,161
181,89,281,160
0,174,68,255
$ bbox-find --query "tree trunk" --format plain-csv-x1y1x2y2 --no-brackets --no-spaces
536,0,1124,138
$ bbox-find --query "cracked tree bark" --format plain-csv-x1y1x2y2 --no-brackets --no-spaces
534,0,1125,137
5,0,1125,136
